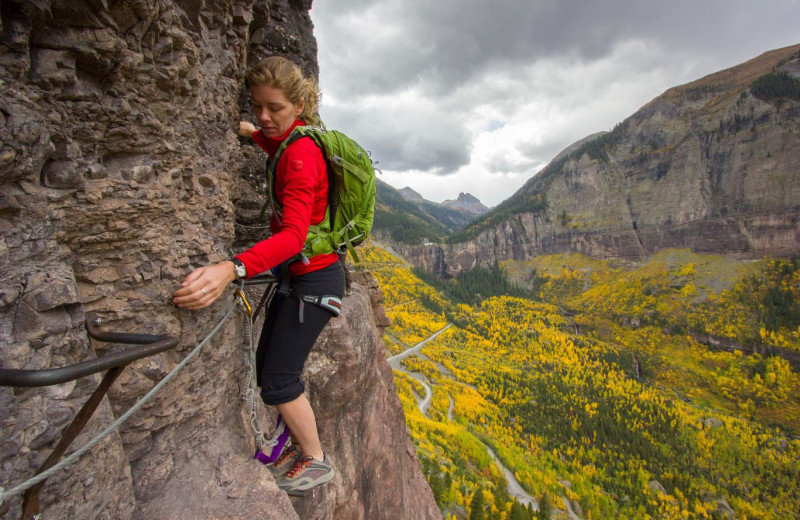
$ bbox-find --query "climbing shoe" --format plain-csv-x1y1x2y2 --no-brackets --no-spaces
277,454,335,496
268,444,302,478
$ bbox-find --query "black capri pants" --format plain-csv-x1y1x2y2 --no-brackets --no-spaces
256,261,345,405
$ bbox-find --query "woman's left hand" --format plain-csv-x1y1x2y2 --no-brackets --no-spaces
238,121,257,137
172,261,237,310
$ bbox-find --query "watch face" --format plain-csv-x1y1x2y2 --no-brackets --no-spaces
233,260,246,278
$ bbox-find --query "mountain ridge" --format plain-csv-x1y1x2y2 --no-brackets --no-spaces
441,192,489,215
394,44,800,277
373,179,487,244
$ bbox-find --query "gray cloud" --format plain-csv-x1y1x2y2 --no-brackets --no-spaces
314,0,799,98
320,104,472,175
310,0,799,204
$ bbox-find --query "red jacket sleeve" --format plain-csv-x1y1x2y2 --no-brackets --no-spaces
235,142,322,277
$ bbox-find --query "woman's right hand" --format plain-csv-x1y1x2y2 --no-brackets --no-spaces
238,121,257,137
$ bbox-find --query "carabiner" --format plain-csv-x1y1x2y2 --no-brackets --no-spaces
235,288,252,317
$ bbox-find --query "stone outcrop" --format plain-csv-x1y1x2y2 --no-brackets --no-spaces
0,1,439,519
399,186,426,202
441,192,489,216
398,188,488,216
403,45,800,277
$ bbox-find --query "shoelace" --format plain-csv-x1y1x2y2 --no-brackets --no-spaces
285,456,313,479
274,446,297,466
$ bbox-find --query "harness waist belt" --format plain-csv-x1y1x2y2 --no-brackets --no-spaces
301,294,342,318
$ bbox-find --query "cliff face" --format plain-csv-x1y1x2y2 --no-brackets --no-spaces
0,2,439,519
402,45,800,277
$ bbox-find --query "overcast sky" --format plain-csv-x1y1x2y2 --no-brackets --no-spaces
308,1,799,207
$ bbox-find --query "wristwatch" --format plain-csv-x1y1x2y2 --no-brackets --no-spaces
231,258,247,279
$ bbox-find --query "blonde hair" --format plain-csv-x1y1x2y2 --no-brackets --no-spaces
246,56,320,125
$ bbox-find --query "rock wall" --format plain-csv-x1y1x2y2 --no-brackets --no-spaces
0,1,440,519
402,45,800,277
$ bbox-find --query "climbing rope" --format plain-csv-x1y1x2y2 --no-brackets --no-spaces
234,222,271,230
0,296,240,510
236,284,289,455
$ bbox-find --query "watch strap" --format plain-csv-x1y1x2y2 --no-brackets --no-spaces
231,258,247,279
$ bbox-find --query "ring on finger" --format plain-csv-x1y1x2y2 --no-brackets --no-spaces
201,288,207,295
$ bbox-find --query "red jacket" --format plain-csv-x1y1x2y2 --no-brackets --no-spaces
235,120,338,278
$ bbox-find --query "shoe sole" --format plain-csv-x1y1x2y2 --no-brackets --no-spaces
279,471,335,496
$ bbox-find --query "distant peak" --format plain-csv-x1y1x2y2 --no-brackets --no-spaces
442,192,489,215
398,186,425,202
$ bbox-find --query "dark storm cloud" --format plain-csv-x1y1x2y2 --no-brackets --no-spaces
313,0,800,99
321,104,473,175
310,0,799,202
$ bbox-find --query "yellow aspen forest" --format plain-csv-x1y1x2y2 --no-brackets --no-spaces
357,243,800,520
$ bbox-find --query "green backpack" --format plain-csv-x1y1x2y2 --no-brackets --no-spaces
260,122,376,263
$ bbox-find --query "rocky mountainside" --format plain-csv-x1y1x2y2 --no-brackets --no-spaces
399,186,426,202
0,2,440,519
374,180,455,243
373,180,487,245
441,192,489,215
399,187,489,216
400,44,800,277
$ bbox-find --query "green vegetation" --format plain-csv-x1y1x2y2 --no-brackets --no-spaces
373,207,447,243
750,71,800,104
361,242,800,520
373,179,479,244
374,179,449,243
447,193,549,244
413,262,535,306
748,258,800,333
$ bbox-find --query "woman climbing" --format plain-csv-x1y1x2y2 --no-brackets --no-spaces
172,56,344,496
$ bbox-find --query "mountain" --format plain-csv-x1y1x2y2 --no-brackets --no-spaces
372,179,485,244
0,2,440,520
399,187,490,216
399,186,426,202
441,192,490,215
398,44,800,277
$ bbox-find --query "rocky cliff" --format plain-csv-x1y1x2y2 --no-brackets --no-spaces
0,1,440,519
402,45,800,277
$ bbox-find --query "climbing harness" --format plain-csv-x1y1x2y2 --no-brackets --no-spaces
263,257,344,324
235,272,342,461
296,292,342,323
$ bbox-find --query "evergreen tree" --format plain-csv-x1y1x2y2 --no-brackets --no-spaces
493,479,511,512
509,501,528,520
537,493,552,520
469,488,487,520
429,470,445,506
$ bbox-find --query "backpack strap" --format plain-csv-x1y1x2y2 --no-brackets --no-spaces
258,131,308,222
258,128,338,261
336,222,361,264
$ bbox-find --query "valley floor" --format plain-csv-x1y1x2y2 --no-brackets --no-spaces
359,243,800,520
